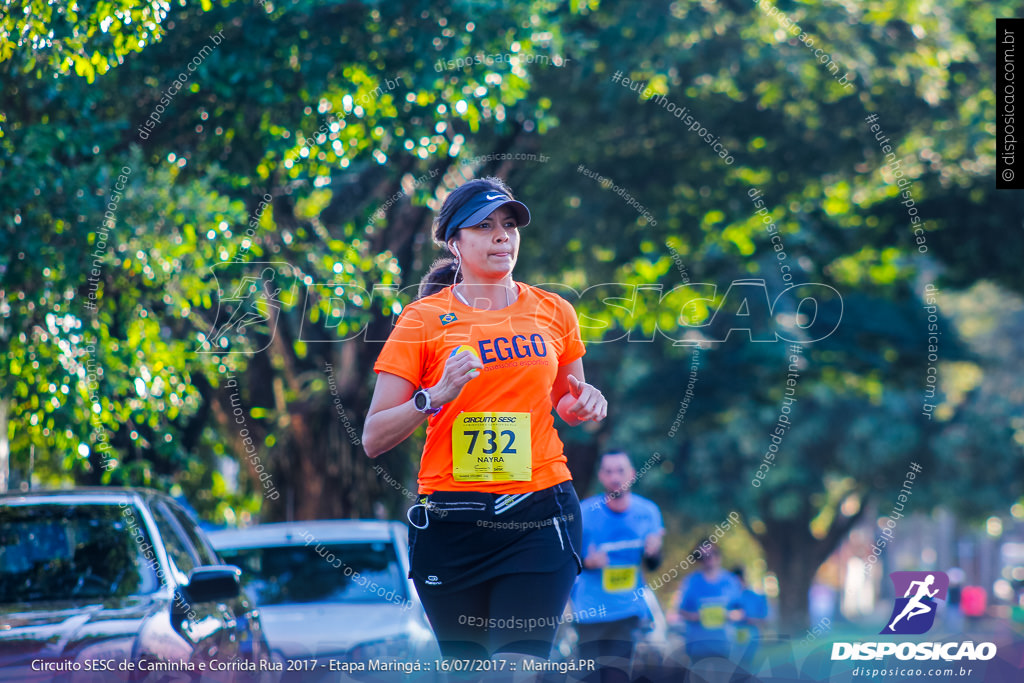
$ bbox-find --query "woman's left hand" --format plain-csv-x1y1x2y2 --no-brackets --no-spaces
565,374,607,422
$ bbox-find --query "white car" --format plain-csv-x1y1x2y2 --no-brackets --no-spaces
208,520,438,680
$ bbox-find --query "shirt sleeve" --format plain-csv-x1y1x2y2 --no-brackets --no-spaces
556,294,586,365
679,577,696,612
648,502,665,536
727,577,744,610
373,306,427,386
749,593,769,619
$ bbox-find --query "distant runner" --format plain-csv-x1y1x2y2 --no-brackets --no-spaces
672,539,742,662
571,451,665,682
731,566,768,667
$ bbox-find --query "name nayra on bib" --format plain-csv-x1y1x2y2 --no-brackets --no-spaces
452,412,531,481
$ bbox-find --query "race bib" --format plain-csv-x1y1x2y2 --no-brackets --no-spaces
452,412,531,481
735,626,751,644
602,566,638,593
699,604,727,629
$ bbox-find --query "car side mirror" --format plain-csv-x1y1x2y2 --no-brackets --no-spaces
184,565,242,604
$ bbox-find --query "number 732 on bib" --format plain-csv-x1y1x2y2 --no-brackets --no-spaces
452,412,532,482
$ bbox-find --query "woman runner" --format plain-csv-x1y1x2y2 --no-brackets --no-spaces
363,177,607,668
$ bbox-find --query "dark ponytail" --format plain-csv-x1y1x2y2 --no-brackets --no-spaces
416,176,516,300
418,256,460,299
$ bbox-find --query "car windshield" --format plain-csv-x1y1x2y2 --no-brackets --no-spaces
219,541,407,606
0,503,161,603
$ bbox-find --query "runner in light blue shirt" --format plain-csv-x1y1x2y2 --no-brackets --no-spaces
674,540,742,661
731,566,769,666
572,451,664,682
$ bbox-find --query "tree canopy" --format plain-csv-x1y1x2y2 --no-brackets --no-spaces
3,0,1022,624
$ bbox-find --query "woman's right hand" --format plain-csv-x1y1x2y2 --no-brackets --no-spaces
428,348,484,406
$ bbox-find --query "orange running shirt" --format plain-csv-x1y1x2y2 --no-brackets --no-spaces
373,283,586,494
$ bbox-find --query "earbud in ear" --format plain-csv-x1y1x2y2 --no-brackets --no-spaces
451,242,461,260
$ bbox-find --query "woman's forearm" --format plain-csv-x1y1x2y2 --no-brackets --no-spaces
362,398,428,458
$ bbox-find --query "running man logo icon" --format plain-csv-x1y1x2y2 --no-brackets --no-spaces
197,263,297,354
881,571,949,635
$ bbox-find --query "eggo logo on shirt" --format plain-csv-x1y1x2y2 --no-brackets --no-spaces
475,334,548,364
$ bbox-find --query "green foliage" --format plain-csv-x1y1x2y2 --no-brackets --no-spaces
3,0,1022,623
0,0,183,88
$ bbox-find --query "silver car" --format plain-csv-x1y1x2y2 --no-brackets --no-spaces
208,520,438,680
0,488,274,682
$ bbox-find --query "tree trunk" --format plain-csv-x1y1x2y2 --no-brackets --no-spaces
760,519,817,635
758,494,868,635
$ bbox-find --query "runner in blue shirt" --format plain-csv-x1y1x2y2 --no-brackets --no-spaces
673,539,742,662
731,566,769,667
572,451,664,682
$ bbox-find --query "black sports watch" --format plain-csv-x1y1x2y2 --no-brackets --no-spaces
413,388,441,415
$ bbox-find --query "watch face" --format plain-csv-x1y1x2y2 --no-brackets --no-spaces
414,391,428,411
